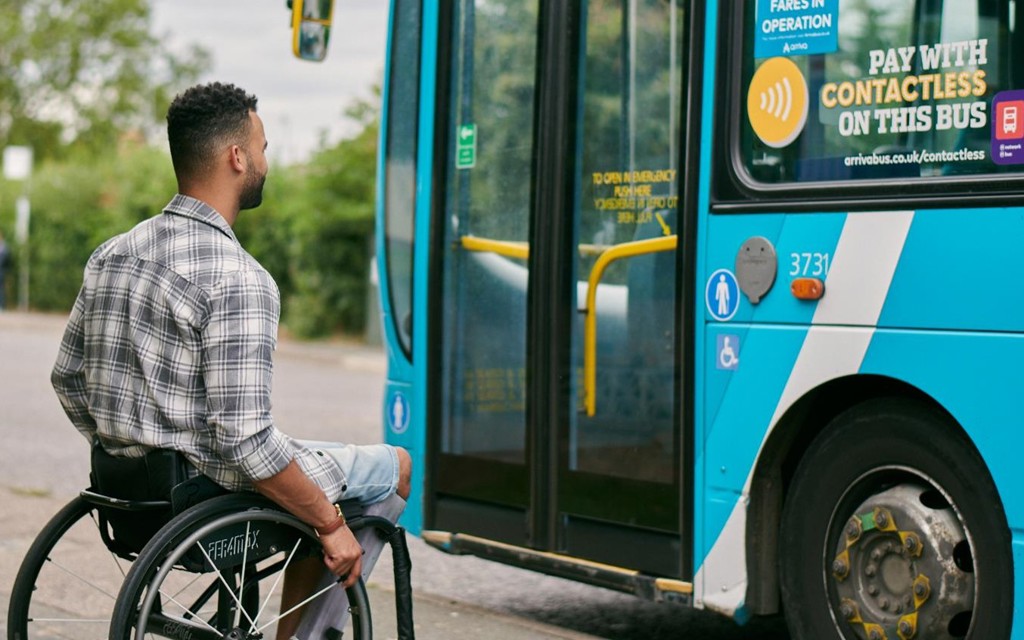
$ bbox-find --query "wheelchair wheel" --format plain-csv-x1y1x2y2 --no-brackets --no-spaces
8,495,133,640
109,493,372,640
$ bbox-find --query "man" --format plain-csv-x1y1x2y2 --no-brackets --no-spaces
51,82,410,640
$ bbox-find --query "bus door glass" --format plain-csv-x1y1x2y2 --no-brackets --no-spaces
434,0,539,541
433,0,688,569
560,0,686,572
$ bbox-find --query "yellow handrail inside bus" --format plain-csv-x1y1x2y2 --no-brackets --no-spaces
460,236,609,259
460,233,677,417
460,236,530,260
584,235,677,417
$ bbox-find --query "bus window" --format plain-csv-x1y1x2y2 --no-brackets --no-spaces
439,0,539,464
738,0,1023,184
383,0,422,357
570,0,684,486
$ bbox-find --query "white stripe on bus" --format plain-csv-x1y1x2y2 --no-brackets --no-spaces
695,211,914,617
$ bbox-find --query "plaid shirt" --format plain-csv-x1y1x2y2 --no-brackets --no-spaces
52,194,347,498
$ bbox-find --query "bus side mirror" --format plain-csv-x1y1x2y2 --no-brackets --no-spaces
290,0,334,62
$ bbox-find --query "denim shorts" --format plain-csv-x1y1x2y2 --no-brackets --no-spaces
296,440,399,505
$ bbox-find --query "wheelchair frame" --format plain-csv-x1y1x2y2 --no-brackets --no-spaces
7,451,414,640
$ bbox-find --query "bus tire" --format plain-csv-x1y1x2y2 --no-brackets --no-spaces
778,397,1012,640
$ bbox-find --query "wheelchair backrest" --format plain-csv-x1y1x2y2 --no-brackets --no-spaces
89,439,225,558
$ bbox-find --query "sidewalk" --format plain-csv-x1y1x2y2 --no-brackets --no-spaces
367,583,602,640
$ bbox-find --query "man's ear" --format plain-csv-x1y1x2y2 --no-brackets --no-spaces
228,144,247,174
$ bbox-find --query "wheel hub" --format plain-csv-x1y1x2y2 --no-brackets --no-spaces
829,483,975,639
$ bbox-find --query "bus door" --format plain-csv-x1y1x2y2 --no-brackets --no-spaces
432,0,690,578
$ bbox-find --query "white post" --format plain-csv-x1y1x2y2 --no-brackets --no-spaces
14,196,29,310
3,146,33,311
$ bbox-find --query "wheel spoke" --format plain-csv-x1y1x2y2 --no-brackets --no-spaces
45,554,120,601
89,509,131,579
255,576,343,634
193,537,258,630
29,617,110,623
181,579,220,621
250,537,305,634
155,587,223,635
238,520,251,621
171,571,207,602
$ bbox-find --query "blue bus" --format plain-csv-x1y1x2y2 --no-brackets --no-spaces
318,0,1024,637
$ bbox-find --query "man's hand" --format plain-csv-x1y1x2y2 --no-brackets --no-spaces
253,460,363,587
320,525,363,588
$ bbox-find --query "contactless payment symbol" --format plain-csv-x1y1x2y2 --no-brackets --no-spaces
706,269,740,322
747,57,809,149
387,391,410,435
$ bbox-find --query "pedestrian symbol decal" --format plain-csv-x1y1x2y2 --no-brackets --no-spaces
706,269,740,321
388,391,410,434
717,334,740,371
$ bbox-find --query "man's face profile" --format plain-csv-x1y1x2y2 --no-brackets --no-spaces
239,111,269,211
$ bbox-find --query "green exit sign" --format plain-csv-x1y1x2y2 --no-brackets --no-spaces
456,123,476,169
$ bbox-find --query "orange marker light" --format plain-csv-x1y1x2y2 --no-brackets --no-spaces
791,278,825,300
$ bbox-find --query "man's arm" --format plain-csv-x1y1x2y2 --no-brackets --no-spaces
52,286,99,440
203,269,359,582
253,460,363,586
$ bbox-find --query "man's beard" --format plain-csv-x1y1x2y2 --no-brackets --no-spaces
239,162,266,210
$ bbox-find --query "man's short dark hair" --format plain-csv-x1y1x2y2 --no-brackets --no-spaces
167,82,258,182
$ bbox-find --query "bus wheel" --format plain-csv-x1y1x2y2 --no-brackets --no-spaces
778,398,1012,640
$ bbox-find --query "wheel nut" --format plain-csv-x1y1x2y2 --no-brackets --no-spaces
840,601,855,619
904,533,920,554
868,584,880,596
846,518,862,540
871,548,883,561
865,563,877,577
875,509,890,528
879,597,890,610
913,575,931,604
833,557,849,579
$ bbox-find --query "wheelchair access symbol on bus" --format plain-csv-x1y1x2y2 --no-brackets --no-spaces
388,391,410,435
706,268,740,321
717,334,741,371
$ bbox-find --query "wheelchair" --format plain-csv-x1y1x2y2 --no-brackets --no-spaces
7,441,414,640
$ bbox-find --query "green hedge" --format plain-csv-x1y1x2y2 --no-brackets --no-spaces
0,122,378,339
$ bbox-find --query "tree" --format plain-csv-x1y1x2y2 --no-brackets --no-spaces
0,0,209,160
235,95,381,338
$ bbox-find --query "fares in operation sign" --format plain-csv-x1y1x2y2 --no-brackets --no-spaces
755,0,839,59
